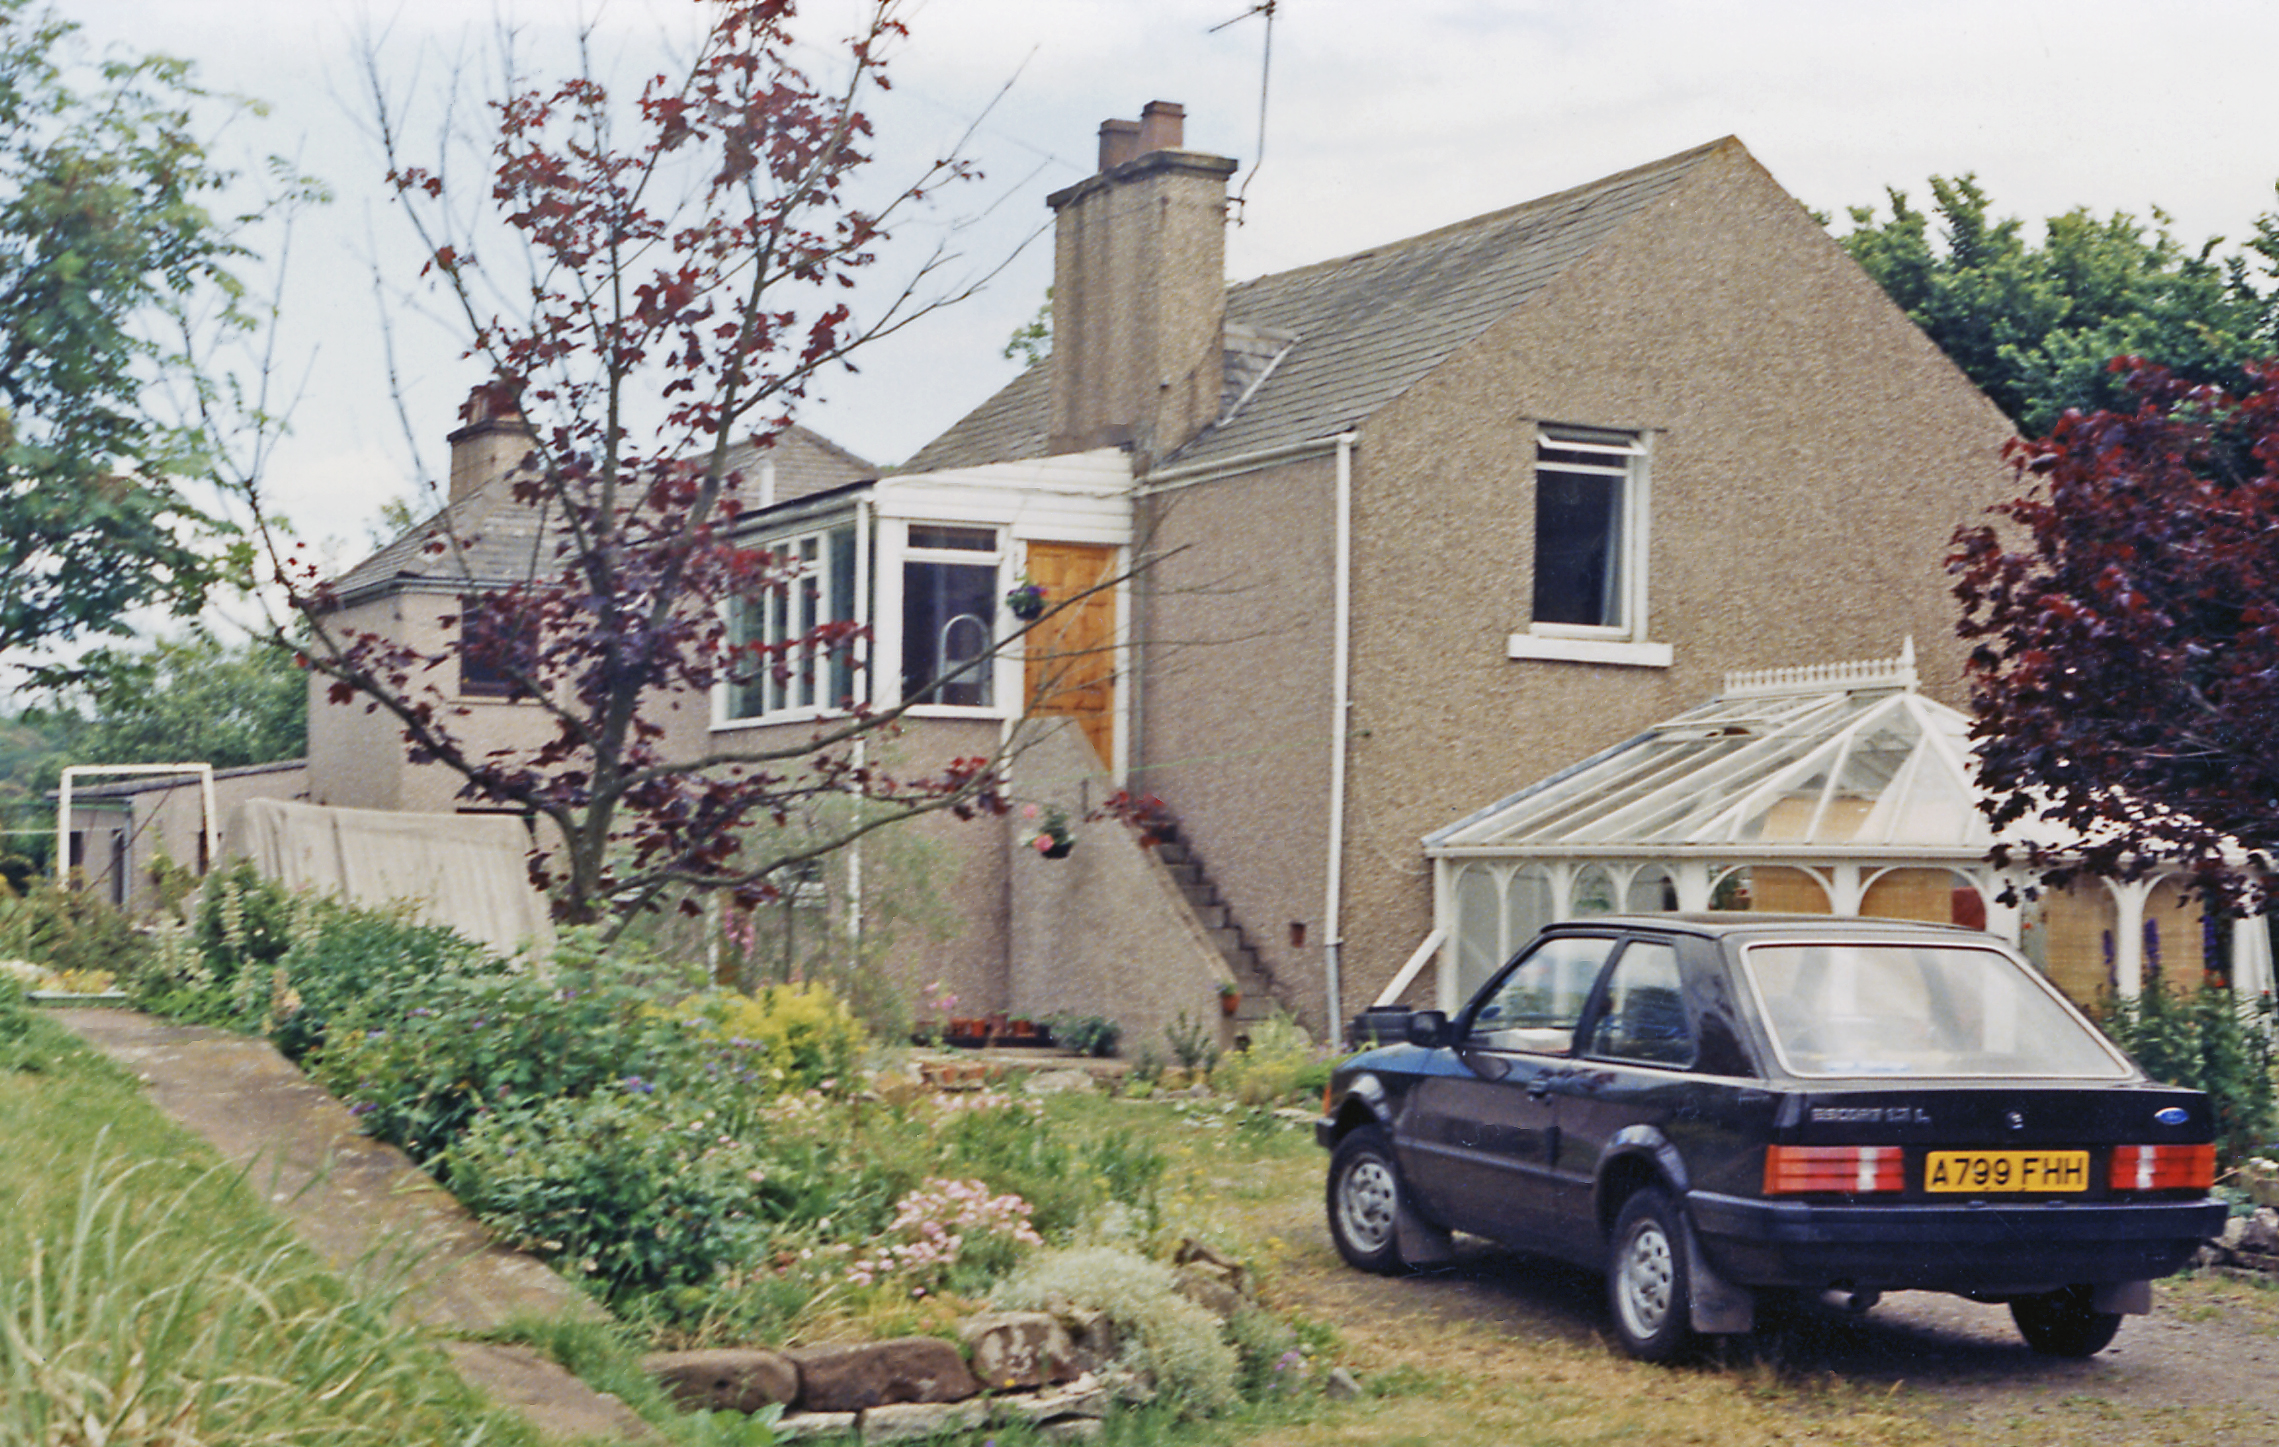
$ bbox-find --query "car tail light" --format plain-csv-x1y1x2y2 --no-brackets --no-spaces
2109,1143,2215,1191
1763,1145,1905,1195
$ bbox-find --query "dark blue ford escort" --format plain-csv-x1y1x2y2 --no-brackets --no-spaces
1319,915,2226,1360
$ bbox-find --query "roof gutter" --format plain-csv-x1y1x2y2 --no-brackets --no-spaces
1138,434,1348,494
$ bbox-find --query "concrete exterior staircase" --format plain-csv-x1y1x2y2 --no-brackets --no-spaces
1149,825,1281,1032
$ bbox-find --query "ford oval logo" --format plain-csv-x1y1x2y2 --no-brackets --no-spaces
2154,1106,2190,1126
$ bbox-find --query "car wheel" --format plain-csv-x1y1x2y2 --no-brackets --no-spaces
1608,1187,1696,1362
1326,1125,1410,1274
2010,1285,2123,1357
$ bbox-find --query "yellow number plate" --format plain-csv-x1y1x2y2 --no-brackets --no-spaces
1924,1150,2089,1193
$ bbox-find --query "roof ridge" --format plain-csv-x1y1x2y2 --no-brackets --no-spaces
1228,136,1737,296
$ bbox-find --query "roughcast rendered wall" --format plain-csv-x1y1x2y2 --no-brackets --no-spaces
1008,721,1240,1055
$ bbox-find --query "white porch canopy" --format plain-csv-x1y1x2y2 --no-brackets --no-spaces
1420,643,2274,1011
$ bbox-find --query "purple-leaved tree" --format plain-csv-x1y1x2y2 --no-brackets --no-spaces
262,1,1065,926
1954,356,2279,913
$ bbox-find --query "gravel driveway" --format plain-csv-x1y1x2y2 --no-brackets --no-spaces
1263,1228,2279,1442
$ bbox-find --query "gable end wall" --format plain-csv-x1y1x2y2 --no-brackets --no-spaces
1328,141,2015,1013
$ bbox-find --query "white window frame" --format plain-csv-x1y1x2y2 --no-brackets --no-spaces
876,519,1011,718
1509,424,1670,669
716,520,864,727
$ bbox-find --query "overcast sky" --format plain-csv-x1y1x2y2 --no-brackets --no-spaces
68,0,2279,567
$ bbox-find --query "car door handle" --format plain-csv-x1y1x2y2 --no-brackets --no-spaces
1527,1076,1555,1099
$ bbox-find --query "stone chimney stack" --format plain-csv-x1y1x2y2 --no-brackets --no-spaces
445,382,536,504
1047,101,1236,466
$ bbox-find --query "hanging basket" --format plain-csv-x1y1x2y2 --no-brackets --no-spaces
1006,583,1048,621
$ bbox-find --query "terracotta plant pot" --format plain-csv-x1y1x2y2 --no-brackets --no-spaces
1219,991,1240,1016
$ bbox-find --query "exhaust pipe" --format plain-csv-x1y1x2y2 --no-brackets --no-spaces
1819,1288,1881,1315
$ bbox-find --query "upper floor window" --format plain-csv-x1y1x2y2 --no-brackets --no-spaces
1532,426,1645,632
1508,426,1668,669
458,593,536,700
726,524,860,721
901,524,1000,709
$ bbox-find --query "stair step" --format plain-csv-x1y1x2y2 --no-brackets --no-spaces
1206,927,1254,963
1154,841,1191,866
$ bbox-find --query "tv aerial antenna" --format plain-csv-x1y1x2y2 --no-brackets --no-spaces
1210,1,1277,224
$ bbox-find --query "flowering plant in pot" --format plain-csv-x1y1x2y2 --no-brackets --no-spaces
1005,574,1047,621
1021,804,1074,859
1218,979,1241,1016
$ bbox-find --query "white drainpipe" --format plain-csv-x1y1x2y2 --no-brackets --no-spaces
1323,432,1359,1030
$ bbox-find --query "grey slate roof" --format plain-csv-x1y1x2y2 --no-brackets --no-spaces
329,425,875,605
901,137,1731,475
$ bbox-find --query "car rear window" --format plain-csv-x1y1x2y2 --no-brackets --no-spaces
1741,941,2132,1079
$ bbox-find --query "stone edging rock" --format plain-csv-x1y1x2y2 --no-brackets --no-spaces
2195,1205,2279,1279
644,1247,1277,1441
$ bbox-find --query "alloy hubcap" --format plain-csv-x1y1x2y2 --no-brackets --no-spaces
1617,1221,1675,1338
1339,1157,1398,1252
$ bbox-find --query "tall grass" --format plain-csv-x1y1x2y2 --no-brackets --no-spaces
0,1014,528,1447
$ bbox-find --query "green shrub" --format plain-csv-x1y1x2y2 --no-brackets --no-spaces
2101,982,2276,1163
194,857,298,987
271,905,510,1061
668,982,870,1098
1212,1013,1328,1107
443,1091,778,1295
1047,1013,1122,1057
990,1246,1237,1414
1163,1009,1219,1073
308,951,681,1165
0,877,152,988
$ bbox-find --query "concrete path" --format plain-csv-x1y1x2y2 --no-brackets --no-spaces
53,1007,653,1443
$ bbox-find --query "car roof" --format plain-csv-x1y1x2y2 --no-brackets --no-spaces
1539,913,1993,942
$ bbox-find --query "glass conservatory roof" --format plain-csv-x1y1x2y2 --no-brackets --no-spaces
1426,645,1992,856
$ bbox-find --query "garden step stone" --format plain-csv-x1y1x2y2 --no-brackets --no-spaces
860,1399,992,1442
642,1348,800,1414
775,1411,858,1443
958,1312,1080,1390
991,1373,1111,1423
786,1338,979,1413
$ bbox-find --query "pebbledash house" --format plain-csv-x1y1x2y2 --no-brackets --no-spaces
303,104,2265,1045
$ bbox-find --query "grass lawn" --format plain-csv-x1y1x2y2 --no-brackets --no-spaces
0,1012,535,1447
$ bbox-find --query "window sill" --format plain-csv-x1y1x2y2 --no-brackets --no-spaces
1505,634,1673,669
712,711,836,732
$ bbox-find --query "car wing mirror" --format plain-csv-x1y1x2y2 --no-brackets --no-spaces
1406,1010,1451,1048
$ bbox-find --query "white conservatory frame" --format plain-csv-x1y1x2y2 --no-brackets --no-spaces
1418,642,2275,1012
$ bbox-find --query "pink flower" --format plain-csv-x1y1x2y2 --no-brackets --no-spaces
1022,804,1040,820
1034,834,1053,854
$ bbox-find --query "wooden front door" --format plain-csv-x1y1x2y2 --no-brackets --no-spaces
1021,542,1117,765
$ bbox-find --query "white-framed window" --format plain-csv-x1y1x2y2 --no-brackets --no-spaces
899,523,1001,709
1510,424,1669,668
724,523,861,721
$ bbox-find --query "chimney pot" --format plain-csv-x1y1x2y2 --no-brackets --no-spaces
1097,118,1140,172
1137,100,1184,156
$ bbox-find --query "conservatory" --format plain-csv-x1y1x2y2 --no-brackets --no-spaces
1418,643,2275,1013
